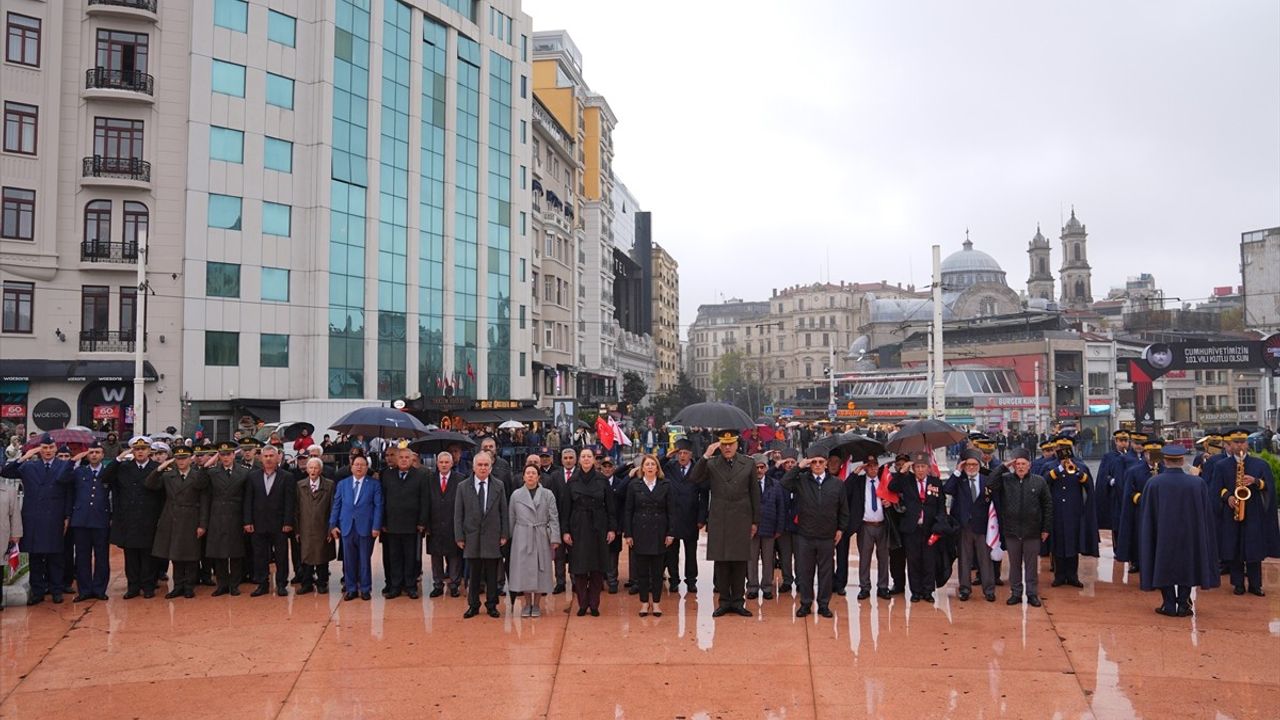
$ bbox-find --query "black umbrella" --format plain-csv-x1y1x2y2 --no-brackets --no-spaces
808,431,886,461
886,419,967,454
408,430,477,455
330,406,430,439
672,402,753,431
279,421,315,442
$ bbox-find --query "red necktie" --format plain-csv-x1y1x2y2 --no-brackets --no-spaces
441,474,447,493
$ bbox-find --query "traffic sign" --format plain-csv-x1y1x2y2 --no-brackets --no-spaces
779,408,795,418
763,405,775,416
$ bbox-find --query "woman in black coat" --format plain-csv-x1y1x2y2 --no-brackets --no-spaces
559,447,616,616
624,454,676,616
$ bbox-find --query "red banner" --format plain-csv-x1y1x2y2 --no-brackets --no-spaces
0,404,26,418
94,404,120,420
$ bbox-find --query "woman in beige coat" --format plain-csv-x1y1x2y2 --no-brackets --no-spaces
508,464,560,617
1,478,22,610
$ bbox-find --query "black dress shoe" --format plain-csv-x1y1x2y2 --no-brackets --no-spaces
96,593,109,601
51,594,63,604
276,586,289,597
464,606,479,618
74,594,92,603
360,592,371,601
957,590,971,601
576,607,588,617
746,590,759,600
183,589,195,599
984,592,996,602
857,590,871,600
1154,605,1178,617
1177,604,1194,617
297,586,314,595
165,589,183,599
26,596,43,606
923,593,935,603
229,587,241,596
909,594,921,603
1249,587,1266,597
407,589,420,600
552,583,566,595
607,584,619,594
1067,579,1085,588
733,605,752,617
449,585,460,597
251,585,270,597
712,606,731,617
488,607,501,618
889,586,905,596
628,586,639,595
344,592,358,601
1051,579,1066,587
1006,595,1021,605
212,587,230,597
589,607,600,617
817,606,834,618
668,583,680,593
142,590,155,599
763,590,775,600
877,589,892,600
687,583,697,593
1233,585,1246,595
385,589,402,600
833,587,847,596
429,587,444,598
1027,596,1042,607
795,605,810,617
124,589,140,599
318,584,329,595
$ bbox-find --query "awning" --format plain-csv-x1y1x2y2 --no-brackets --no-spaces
455,408,551,425
1,359,159,382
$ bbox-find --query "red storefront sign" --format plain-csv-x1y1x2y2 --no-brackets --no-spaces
93,404,121,420
1,404,26,418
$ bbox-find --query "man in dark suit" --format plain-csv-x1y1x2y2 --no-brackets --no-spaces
847,453,891,601
543,447,577,594
663,438,706,593
889,452,948,603
329,455,383,600
243,445,296,596
454,451,509,618
779,447,849,617
600,456,631,594
426,451,464,597
944,450,998,602
479,436,513,490
379,445,429,599
99,436,163,598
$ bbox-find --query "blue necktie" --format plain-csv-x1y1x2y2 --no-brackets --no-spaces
870,477,878,511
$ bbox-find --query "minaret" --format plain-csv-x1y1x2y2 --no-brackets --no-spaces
1059,207,1093,309
1026,224,1054,301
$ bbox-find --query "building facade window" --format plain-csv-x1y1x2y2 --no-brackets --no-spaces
207,194,242,230
262,201,290,236
261,333,289,367
206,261,241,298
81,286,110,336
418,16,447,391
5,13,40,67
267,10,296,47
1,187,34,240
264,136,292,172
205,331,239,366
96,30,148,75
93,117,144,160
123,201,147,249
209,125,243,163
3,102,37,155
1,281,33,333
213,0,248,32
211,59,246,97
120,286,136,334
266,73,294,109
1238,386,1257,413
84,200,111,248
261,267,289,302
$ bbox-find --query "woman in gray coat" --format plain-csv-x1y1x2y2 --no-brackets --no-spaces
508,464,560,617
0,478,21,610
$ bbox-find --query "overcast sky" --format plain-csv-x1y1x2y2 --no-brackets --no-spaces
522,0,1280,337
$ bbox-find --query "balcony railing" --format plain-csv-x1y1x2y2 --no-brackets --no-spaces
83,156,151,182
81,241,139,263
86,67,155,95
88,0,158,11
80,330,142,353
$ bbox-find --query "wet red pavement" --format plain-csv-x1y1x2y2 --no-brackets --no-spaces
2,538,1277,719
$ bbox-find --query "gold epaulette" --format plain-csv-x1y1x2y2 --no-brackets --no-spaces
1132,492,1141,505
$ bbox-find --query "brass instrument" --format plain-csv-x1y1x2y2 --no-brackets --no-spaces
1233,453,1250,523
1063,458,1077,475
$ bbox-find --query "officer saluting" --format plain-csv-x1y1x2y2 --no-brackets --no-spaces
1209,427,1280,597
1139,444,1219,617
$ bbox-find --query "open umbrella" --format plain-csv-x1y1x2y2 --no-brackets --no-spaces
409,429,478,455
786,421,802,428
278,421,315,441
672,402,753,431
330,406,430,439
498,420,525,430
808,431,886,461
886,419,967,454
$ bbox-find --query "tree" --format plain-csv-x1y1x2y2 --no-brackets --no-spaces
622,371,648,409
711,351,771,419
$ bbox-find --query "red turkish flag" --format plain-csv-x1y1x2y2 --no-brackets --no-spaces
595,416,614,450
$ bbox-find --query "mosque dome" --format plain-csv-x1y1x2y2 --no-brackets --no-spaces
941,234,1007,290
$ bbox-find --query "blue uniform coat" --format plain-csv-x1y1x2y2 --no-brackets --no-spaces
69,463,112,529
1042,461,1100,558
1095,449,1131,530
1114,461,1160,562
1209,455,1280,563
1,458,74,554
1138,468,1220,591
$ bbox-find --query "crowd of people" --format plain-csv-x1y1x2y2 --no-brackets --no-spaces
1,423,1276,623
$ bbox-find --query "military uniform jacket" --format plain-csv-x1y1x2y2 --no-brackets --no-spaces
70,463,112,530
146,466,211,562
1115,462,1161,562
100,458,163,550
1044,462,1100,558
378,466,429,534
204,463,249,559
1209,454,1280,562
295,476,337,565
689,453,762,562
1,458,73,554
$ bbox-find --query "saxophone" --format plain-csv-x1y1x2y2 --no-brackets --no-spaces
1233,453,1250,523
1063,457,1077,475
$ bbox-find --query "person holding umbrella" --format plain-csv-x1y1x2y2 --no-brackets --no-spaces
889,452,948,603
690,431,761,617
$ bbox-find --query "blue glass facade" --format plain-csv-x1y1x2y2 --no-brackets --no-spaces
454,34,481,397
486,50,512,397
328,0,371,398
376,0,410,400
419,18,447,391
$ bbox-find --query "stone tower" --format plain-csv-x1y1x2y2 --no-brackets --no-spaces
1059,207,1093,309
1026,224,1054,301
